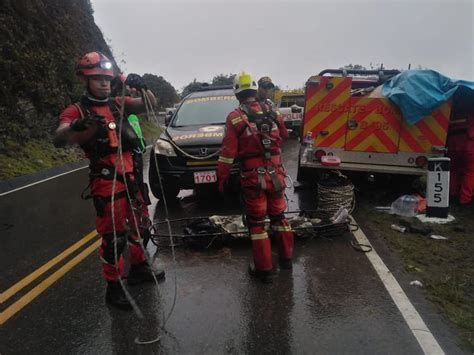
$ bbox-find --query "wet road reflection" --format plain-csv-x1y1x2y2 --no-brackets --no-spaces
1,139,437,353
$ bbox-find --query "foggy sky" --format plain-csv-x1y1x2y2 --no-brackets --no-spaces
91,0,473,91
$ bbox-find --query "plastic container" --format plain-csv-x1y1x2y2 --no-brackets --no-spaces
390,195,420,217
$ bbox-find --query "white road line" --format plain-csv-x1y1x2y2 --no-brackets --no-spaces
351,216,444,355
0,165,88,197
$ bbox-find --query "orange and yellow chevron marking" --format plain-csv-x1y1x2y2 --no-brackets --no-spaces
399,100,451,153
345,98,402,153
303,76,352,148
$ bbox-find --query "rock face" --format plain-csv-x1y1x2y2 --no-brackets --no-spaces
0,0,115,152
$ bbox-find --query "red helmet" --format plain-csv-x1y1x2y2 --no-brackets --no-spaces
76,52,114,78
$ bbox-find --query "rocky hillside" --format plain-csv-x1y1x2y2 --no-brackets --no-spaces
0,0,116,179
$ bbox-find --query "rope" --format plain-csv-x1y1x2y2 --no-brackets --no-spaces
316,171,355,217
165,132,222,160
132,88,179,344
106,84,179,345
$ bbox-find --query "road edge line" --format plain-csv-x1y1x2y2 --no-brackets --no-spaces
0,239,101,326
350,216,445,355
0,165,89,197
0,231,98,304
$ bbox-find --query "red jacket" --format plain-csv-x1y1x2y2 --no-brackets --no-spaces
59,96,135,196
217,100,288,184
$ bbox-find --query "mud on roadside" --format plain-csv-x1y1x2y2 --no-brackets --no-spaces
353,181,474,351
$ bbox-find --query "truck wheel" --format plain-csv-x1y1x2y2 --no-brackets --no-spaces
148,154,180,199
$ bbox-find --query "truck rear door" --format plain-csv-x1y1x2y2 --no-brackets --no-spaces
344,97,402,153
398,101,451,153
303,76,351,149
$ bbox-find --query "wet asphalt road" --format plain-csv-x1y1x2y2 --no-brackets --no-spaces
0,139,465,354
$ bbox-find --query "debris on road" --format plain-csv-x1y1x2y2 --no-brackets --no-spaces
416,214,456,224
391,224,407,233
410,280,424,287
209,215,245,233
390,194,426,217
429,234,449,240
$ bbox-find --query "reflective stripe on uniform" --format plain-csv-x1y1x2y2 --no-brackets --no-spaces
272,225,292,232
231,116,243,125
218,156,234,164
250,232,268,240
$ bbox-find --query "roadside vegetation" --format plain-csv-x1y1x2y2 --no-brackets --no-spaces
0,119,162,181
355,188,474,351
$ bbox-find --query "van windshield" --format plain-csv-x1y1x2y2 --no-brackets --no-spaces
173,95,239,126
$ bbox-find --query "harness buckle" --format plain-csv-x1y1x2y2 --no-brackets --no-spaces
267,166,276,174
256,167,266,174
101,167,111,176
262,138,271,146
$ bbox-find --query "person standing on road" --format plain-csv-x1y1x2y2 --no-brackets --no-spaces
257,76,276,108
447,114,474,204
217,72,294,283
54,52,164,310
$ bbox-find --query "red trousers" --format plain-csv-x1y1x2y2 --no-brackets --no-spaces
92,178,149,281
448,133,474,204
241,168,294,271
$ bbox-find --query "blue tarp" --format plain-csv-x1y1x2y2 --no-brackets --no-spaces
382,70,474,125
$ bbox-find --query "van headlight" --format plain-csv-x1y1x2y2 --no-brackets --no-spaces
154,139,177,156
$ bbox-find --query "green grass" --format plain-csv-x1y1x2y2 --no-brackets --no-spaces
356,201,474,350
0,119,162,181
0,138,83,180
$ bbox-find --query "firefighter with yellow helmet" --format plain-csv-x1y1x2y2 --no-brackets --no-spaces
217,72,294,283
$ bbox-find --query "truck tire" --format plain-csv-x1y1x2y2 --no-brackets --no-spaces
148,154,180,200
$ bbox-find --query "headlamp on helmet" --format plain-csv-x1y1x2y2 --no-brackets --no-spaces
76,52,114,78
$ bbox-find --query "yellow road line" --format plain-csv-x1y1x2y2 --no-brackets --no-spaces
0,230,98,304
0,239,101,326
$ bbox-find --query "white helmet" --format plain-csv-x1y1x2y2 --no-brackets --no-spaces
233,72,258,94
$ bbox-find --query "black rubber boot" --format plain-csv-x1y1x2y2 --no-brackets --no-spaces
105,281,132,310
279,258,293,270
127,262,165,285
248,264,273,284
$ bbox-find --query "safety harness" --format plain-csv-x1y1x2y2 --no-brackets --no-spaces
75,97,150,213
239,102,283,192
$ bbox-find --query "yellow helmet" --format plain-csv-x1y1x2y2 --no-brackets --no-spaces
233,72,258,94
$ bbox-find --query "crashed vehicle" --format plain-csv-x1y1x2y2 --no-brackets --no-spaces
297,69,464,180
149,86,240,199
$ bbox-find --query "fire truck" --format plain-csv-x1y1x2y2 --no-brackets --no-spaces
297,69,453,181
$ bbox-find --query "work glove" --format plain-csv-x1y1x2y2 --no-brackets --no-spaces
125,73,148,91
70,117,94,131
70,114,105,132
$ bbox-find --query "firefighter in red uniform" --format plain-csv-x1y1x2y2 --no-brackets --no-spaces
448,114,474,204
217,72,294,283
55,52,164,309
257,76,276,108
